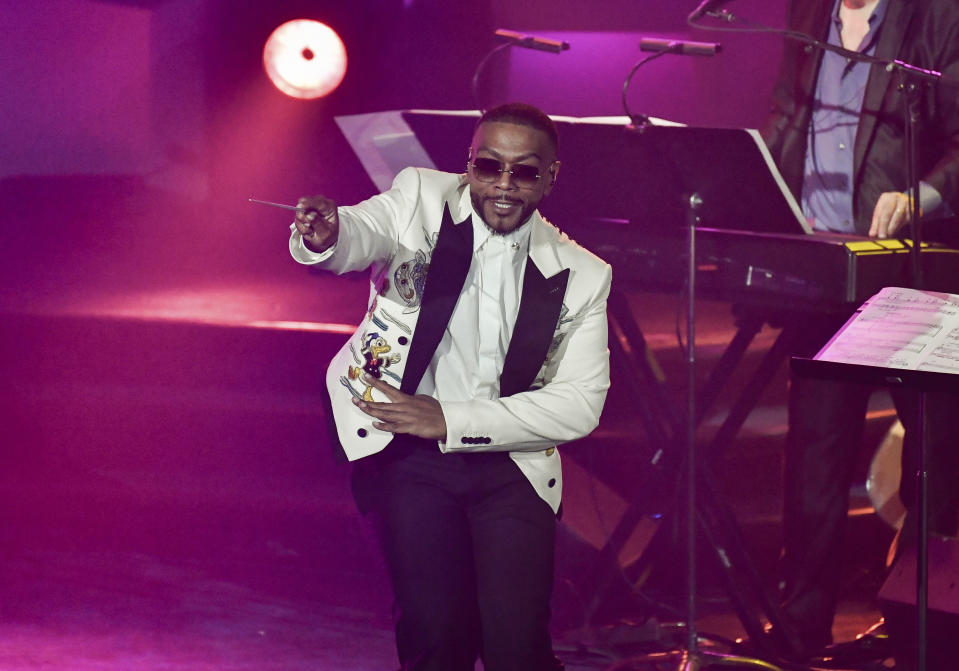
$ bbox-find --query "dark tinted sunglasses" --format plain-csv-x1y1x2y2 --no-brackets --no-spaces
469,157,542,188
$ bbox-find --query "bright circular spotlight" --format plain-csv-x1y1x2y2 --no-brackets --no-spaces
263,19,347,100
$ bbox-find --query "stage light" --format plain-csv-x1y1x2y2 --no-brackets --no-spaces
263,19,347,100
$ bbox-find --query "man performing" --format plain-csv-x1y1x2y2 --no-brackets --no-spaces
762,0,959,659
288,103,612,670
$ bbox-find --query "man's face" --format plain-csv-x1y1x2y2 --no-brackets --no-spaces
467,121,559,234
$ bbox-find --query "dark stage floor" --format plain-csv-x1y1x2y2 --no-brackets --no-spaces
1,247,903,669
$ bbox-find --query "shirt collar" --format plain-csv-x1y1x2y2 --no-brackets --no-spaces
833,0,891,49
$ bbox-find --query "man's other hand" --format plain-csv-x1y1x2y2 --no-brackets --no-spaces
352,374,448,441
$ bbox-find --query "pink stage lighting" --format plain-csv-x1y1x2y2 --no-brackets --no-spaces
262,19,347,100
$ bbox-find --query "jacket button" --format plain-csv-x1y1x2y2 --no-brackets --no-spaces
545,447,555,456
357,428,367,437
462,436,471,444
547,478,556,488
482,437,491,444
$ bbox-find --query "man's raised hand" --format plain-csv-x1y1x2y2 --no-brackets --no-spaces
294,195,339,252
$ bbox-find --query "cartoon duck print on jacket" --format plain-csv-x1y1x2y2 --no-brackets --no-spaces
348,331,401,401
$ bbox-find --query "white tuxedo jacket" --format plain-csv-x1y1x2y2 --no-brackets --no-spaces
290,167,611,512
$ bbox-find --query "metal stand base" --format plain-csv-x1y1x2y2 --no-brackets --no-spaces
612,645,785,671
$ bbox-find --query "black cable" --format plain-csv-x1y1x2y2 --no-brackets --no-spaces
621,48,678,127
471,42,513,113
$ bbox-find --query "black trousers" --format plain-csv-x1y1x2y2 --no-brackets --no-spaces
781,317,959,646
351,435,563,671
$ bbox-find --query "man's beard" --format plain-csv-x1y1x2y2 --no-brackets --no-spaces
470,192,535,235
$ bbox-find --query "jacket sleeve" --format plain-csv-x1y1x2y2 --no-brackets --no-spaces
760,39,801,159
439,262,612,453
918,5,959,216
288,167,423,273
760,0,826,166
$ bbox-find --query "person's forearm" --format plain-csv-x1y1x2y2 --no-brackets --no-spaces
440,284,611,453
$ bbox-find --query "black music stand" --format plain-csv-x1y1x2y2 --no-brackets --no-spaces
791,357,959,671
401,110,813,237
606,124,818,671
539,122,823,669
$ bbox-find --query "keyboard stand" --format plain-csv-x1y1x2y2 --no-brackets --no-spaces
581,290,809,662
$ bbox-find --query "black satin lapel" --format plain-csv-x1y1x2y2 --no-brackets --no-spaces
500,260,570,398
854,0,914,179
400,206,473,394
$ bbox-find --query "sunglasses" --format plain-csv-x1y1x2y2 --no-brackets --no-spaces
468,157,543,189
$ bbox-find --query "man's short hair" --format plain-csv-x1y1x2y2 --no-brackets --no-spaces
477,102,559,155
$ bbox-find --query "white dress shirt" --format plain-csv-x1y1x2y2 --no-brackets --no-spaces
418,213,531,416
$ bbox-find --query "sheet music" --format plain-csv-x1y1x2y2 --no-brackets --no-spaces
816,287,959,373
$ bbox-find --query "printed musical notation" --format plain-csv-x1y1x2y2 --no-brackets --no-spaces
816,287,959,374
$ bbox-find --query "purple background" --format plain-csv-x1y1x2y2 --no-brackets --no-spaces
0,1,785,194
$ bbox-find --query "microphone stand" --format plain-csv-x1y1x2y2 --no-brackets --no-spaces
618,49,785,671
690,8,954,670
902,74,925,289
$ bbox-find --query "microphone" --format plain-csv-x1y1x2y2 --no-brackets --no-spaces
688,0,735,21
639,38,722,57
494,29,570,54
